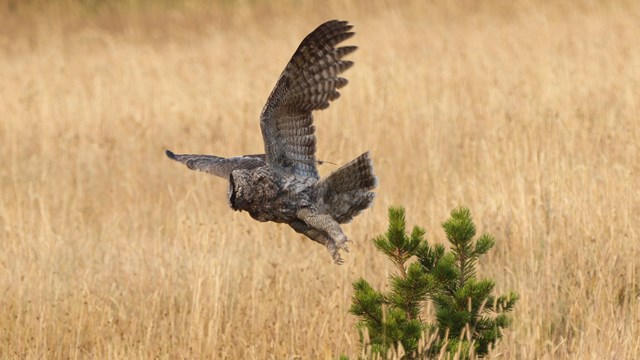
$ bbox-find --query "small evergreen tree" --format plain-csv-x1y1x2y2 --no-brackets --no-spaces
349,207,518,359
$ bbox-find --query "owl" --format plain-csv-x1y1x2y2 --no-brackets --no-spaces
166,20,376,264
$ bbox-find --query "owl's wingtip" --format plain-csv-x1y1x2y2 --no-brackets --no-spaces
165,149,177,160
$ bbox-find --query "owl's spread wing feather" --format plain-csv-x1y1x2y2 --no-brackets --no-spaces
260,20,356,179
166,150,265,179
317,151,376,224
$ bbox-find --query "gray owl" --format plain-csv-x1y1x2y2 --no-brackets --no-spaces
166,20,376,264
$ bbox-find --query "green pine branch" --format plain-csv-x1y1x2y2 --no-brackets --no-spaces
347,206,518,359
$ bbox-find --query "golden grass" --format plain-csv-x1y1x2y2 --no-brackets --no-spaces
1,0,639,358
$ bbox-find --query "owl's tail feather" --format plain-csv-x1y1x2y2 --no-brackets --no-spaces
318,151,377,224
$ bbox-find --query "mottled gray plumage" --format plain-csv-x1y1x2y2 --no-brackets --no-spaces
166,20,376,263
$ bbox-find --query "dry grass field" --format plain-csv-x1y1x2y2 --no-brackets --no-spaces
1,0,639,358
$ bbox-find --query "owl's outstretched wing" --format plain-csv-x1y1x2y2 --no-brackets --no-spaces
260,20,356,180
165,150,265,179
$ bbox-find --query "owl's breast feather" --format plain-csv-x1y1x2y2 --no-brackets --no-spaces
251,171,318,223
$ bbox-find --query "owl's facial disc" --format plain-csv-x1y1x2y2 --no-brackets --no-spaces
229,173,240,211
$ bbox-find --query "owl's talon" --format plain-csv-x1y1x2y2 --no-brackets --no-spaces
326,243,345,264
336,236,350,252
331,250,343,264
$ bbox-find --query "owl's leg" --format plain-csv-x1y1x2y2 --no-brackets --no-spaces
289,220,343,264
296,208,350,263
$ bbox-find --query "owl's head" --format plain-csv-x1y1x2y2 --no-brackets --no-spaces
228,169,250,211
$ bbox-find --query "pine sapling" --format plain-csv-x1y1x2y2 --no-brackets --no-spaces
348,206,518,359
